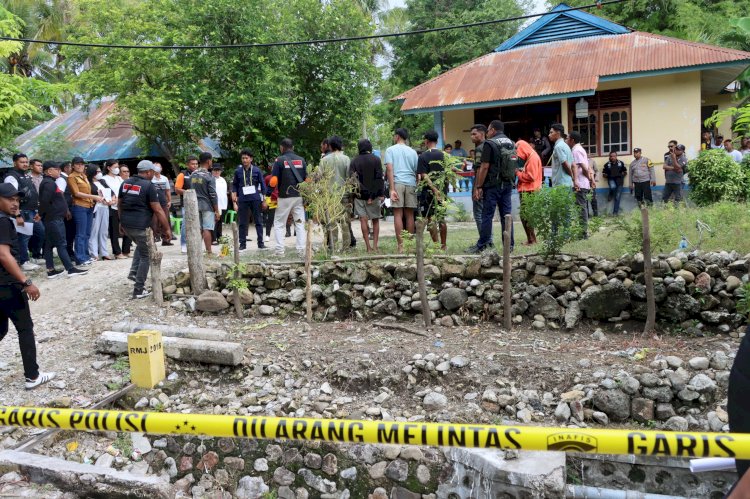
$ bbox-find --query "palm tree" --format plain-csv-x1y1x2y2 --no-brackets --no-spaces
0,0,71,80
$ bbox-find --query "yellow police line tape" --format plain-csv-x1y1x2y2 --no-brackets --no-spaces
0,405,746,459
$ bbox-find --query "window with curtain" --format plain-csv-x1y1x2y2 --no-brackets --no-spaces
568,89,631,156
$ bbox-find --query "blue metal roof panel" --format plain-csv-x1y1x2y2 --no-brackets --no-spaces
496,3,630,52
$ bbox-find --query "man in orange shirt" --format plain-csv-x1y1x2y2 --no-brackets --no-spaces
174,156,198,253
515,140,542,245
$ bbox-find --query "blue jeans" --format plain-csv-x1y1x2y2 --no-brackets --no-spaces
43,219,74,271
71,205,93,264
477,184,514,250
608,179,623,215
16,210,44,265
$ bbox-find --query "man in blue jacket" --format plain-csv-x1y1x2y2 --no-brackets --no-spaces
232,149,267,250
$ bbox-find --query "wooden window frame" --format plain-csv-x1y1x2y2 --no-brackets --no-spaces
568,89,632,157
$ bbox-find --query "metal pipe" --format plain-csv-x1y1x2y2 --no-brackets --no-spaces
565,484,687,499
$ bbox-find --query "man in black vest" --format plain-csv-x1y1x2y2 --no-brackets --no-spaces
269,138,307,257
119,160,172,299
4,154,45,271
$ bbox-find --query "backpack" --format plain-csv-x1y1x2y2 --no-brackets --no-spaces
484,136,518,187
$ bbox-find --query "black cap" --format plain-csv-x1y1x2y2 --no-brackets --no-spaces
633,148,641,153
72,156,85,165
42,161,60,171
676,144,686,151
211,163,223,171
0,184,24,199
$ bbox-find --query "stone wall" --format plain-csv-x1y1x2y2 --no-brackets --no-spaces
165,250,749,333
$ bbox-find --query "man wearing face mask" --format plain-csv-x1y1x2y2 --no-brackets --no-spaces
151,161,172,245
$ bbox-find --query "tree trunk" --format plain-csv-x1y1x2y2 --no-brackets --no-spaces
415,219,431,328
231,222,243,319
642,207,656,334
305,220,314,322
146,228,163,306
503,214,512,331
183,190,206,295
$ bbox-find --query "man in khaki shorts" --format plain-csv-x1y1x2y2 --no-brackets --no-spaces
349,139,384,252
385,128,418,253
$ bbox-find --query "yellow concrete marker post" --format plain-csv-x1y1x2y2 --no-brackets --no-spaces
127,330,166,388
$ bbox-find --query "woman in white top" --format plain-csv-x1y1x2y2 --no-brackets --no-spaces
211,164,229,244
88,165,114,260
100,160,126,258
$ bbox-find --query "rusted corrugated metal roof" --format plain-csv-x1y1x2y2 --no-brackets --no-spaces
395,32,750,113
14,100,222,161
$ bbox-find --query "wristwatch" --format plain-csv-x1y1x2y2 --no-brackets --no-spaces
23,279,32,287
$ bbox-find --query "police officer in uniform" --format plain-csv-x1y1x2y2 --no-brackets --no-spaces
118,160,172,299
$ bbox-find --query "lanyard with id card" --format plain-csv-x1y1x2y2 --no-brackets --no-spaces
242,166,256,196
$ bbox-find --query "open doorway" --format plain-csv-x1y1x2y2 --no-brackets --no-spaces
474,101,562,142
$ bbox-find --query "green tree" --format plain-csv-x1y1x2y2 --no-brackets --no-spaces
64,0,377,169
369,0,525,148
0,5,61,152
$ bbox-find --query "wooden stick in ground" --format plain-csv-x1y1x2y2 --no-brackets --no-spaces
503,214,512,331
415,219,432,328
231,222,242,319
642,207,656,334
305,220,313,322
183,190,206,295
372,321,428,337
146,228,163,305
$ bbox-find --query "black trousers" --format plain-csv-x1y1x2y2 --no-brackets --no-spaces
729,329,750,483
213,209,227,242
633,181,653,205
108,208,122,255
264,208,275,237
238,200,264,248
64,213,76,258
0,285,38,380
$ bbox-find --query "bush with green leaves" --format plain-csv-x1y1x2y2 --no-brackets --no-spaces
687,149,748,205
519,186,582,256
613,205,679,254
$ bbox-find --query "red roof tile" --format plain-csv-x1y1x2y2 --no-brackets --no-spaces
395,32,750,112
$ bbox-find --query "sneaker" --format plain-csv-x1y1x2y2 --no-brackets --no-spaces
132,290,151,299
239,246,247,251
115,254,128,260
181,245,187,254
47,269,64,279
67,267,88,277
466,244,484,254
211,241,219,246
127,274,136,282
162,241,173,246
25,372,55,390
21,262,39,271
258,244,267,250
78,260,93,267
31,258,45,265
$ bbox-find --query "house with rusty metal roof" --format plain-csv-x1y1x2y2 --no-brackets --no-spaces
395,3,750,186
3,99,221,171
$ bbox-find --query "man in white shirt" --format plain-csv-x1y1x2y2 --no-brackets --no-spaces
212,164,228,245
725,139,743,163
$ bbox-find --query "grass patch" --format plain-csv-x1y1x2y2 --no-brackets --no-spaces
240,201,750,262
113,434,133,457
112,356,130,373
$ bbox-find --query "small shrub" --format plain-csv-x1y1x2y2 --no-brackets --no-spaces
448,202,471,222
688,149,748,205
736,282,750,322
519,186,582,255
613,206,678,255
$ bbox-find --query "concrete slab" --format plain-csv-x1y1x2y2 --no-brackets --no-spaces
0,450,172,498
96,331,243,366
438,448,565,498
110,321,230,341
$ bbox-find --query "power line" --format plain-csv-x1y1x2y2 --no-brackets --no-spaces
0,0,626,50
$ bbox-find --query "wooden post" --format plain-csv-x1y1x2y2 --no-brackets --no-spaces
415,219,432,328
146,228,163,305
503,214,512,331
231,222,242,319
642,207,656,334
305,220,313,322
183,190,206,295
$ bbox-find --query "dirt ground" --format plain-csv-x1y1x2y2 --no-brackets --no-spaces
0,230,739,419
